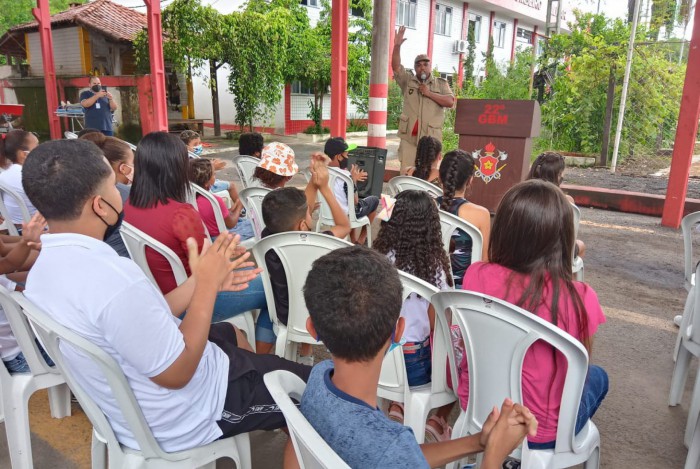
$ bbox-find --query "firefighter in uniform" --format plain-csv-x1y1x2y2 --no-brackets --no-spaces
392,26,455,171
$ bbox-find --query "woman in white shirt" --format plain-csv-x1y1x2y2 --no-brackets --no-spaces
0,130,39,225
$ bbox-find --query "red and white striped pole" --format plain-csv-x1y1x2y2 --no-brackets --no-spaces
367,0,392,148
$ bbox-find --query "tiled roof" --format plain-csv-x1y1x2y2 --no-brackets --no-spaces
10,0,147,43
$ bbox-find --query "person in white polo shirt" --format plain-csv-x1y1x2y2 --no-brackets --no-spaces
0,130,40,226
20,139,311,455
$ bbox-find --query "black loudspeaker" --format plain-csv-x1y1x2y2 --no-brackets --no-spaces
347,146,386,199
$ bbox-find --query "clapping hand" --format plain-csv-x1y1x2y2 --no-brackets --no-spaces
212,158,226,171
186,234,260,292
350,164,368,183
21,213,47,250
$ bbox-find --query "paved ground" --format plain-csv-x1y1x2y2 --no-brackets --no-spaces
0,135,695,468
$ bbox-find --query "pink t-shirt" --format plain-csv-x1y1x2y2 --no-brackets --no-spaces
458,262,606,444
196,194,228,238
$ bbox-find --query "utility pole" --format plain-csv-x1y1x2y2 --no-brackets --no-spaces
610,0,642,172
545,0,563,38
367,0,391,149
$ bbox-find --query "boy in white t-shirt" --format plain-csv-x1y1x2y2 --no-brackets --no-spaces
20,139,311,455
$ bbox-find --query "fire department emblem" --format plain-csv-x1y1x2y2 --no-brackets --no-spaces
472,142,508,184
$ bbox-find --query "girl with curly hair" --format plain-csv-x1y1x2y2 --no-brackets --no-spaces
437,149,491,287
459,180,607,449
374,190,455,442
405,136,442,186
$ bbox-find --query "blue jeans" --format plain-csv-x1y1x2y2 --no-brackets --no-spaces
212,276,275,344
228,218,255,241
211,180,230,193
3,344,54,374
528,365,609,449
404,338,432,387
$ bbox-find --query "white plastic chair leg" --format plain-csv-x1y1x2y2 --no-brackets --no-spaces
235,432,252,469
686,370,700,448
676,290,695,362
583,445,601,469
47,383,72,418
91,431,108,469
670,346,692,406
686,414,700,469
4,386,34,469
403,399,429,444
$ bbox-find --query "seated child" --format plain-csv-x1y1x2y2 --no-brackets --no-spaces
325,137,379,244
188,158,254,241
257,155,350,358
0,213,48,374
527,151,586,257
253,142,298,189
374,190,455,442
460,180,608,449
21,139,311,453
238,132,264,158
180,130,237,206
300,246,538,469
404,135,442,186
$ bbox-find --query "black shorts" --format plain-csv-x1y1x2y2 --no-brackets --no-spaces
355,195,379,219
207,323,312,437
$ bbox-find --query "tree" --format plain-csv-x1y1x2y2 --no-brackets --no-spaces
133,0,227,134
220,5,293,131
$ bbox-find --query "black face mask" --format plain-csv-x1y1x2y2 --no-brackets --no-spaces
94,198,124,241
91,84,101,93
338,156,349,170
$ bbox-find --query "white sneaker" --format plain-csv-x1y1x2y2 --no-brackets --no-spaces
675,315,683,327
297,355,314,367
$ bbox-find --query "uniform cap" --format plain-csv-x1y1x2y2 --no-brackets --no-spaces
414,54,430,64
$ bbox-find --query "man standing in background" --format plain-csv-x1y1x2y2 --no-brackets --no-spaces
80,76,117,136
392,26,455,171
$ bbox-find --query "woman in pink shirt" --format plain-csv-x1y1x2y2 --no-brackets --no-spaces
458,179,608,448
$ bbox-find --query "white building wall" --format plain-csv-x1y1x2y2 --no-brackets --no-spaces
28,27,82,76
431,0,466,77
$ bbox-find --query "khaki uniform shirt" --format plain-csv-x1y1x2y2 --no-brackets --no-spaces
394,65,454,146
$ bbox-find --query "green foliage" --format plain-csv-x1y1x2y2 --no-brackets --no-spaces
461,22,477,94
0,0,84,37
346,119,367,132
303,125,330,134
222,6,292,130
387,80,403,131
307,98,322,132
471,50,533,100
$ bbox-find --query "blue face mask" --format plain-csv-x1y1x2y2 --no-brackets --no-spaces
193,145,203,156
386,330,407,355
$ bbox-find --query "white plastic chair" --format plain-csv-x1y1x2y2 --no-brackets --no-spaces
378,270,457,444
119,221,257,349
64,131,78,139
0,181,31,235
687,412,700,469
676,212,700,362
438,209,484,269
239,187,271,241
264,370,351,469
670,261,700,449
12,291,250,469
436,290,600,469
388,175,444,198
233,155,261,189
252,232,352,360
316,167,372,247
571,203,584,281
0,285,71,469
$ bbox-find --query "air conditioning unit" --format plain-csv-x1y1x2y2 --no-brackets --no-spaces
453,40,468,54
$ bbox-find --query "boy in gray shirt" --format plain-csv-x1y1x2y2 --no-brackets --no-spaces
300,247,538,469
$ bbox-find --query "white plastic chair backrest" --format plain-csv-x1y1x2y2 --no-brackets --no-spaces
240,187,272,240
252,232,352,335
0,187,19,235
433,290,589,455
0,180,31,228
119,221,188,288
12,291,184,462
64,131,78,139
233,155,260,189
191,183,227,236
388,176,443,198
687,261,700,344
379,271,457,397
317,167,364,226
264,370,351,469
571,203,581,239
682,211,700,291
188,151,200,159
0,285,58,379
438,209,483,264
